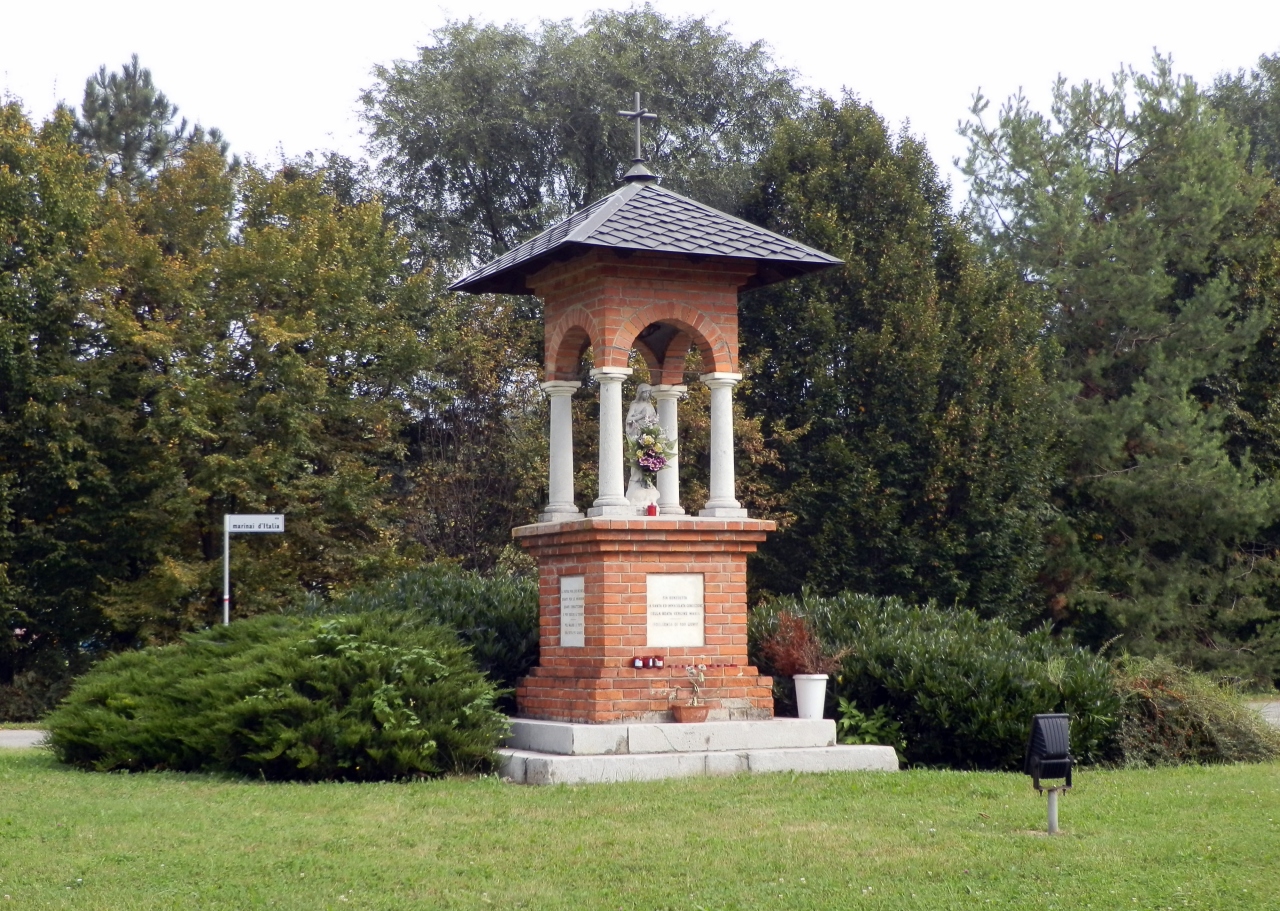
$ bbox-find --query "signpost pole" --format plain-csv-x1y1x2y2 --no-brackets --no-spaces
221,514,284,625
222,515,231,626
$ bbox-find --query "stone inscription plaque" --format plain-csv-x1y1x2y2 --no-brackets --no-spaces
646,573,705,647
559,575,585,647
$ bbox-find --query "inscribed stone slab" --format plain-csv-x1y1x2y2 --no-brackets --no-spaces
646,573,704,647
559,575,585,647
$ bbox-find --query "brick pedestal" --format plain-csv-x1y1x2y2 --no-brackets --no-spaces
513,517,775,723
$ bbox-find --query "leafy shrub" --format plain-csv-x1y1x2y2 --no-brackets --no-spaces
836,697,906,758
750,592,1120,770
1113,656,1280,766
45,613,508,780
303,563,539,702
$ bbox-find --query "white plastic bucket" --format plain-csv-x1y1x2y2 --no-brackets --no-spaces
793,673,829,720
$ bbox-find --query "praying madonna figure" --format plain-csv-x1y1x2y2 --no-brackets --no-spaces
625,383,661,511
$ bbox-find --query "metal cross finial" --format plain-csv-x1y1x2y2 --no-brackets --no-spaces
617,92,658,173
618,92,658,162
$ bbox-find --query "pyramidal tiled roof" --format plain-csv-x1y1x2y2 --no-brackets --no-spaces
449,180,842,294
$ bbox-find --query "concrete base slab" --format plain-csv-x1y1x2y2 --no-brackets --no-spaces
498,744,898,785
0,730,46,749
505,718,836,755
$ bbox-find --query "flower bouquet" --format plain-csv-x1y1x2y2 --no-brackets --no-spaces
629,422,675,488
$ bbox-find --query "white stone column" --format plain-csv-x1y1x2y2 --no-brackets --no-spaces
539,380,582,522
651,384,687,515
699,372,748,518
588,366,635,517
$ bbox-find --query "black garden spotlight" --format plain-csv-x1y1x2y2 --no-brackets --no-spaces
1024,713,1073,834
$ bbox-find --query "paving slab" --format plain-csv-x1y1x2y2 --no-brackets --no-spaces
504,718,836,755
0,730,46,749
1249,701,1280,729
497,744,897,785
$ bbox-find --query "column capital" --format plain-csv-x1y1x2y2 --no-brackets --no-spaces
540,380,582,395
590,366,633,381
700,372,742,388
650,384,688,400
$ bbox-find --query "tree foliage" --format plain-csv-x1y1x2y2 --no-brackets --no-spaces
1,100,429,715
74,54,232,191
738,95,1057,622
80,148,425,637
962,56,1280,678
0,104,110,696
1213,52,1280,181
362,6,802,266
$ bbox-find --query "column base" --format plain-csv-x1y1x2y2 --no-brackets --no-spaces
587,503,639,517
698,506,749,518
539,507,584,523
659,504,686,515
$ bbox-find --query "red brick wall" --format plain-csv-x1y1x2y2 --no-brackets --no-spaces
513,517,775,723
531,250,756,383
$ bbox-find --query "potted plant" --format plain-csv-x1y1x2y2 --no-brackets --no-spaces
670,663,711,723
759,612,849,720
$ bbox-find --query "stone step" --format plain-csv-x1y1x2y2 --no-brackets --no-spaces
498,744,898,785
505,718,837,755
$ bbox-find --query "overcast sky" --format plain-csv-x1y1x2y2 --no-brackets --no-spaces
5,0,1280,199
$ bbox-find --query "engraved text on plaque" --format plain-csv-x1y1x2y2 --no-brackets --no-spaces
646,573,704,647
559,575,585,647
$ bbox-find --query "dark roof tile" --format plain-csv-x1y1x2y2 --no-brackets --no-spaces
450,182,840,294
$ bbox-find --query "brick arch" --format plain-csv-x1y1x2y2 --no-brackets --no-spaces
654,331,694,386
610,304,735,375
544,308,601,380
632,337,662,374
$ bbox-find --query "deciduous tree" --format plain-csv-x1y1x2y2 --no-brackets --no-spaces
362,7,802,267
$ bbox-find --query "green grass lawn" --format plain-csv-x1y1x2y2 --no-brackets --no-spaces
1,750,1276,910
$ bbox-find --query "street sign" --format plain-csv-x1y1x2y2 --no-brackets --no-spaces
223,513,286,624
225,514,285,533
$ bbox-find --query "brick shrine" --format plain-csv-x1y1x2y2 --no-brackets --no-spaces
450,100,840,725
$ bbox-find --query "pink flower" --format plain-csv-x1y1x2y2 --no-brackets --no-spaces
638,454,666,472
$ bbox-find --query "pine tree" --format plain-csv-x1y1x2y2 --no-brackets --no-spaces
962,56,1280,678
75,54,231,190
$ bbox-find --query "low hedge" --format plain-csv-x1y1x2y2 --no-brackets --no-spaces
1113,656,1280,766
302,563,539,705
45,613,507,780
750,591,1121,770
